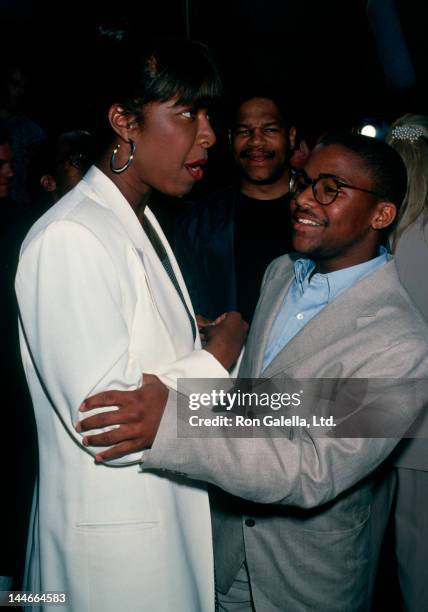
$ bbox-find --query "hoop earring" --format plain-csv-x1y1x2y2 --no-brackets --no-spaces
110,140,136,174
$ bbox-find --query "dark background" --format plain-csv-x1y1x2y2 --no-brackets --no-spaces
1,0,427,134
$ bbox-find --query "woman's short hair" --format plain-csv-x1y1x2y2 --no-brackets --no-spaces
91,29,222,148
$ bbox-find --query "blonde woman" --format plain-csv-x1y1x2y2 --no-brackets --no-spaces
387,114,428,316
385,114,428,611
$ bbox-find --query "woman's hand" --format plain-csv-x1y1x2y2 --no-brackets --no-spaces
196,312,227,342
203,311,248,370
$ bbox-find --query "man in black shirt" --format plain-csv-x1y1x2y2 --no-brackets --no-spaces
174,92,298,323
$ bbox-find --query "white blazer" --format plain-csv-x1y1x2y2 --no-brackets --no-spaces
15,166,227,612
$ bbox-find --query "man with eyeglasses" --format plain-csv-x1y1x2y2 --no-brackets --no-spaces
78,133,428,611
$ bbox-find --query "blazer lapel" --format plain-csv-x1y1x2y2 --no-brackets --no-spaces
239,269,294,377
141,207,198,343
261,261,396,378
261,293,358,378
81,167,196,347
241,256,398,379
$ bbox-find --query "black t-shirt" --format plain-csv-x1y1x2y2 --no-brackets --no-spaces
234,191,293,323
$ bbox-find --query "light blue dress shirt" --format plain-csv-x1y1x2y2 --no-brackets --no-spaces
262,247,389,371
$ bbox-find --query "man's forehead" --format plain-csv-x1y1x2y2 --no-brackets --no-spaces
304,144,367,183
236,98,284,124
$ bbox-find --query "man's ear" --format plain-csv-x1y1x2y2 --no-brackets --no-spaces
298,138,310,158
108,104,138,142
290,137,311,169
371,201,397,230
40,174,57,193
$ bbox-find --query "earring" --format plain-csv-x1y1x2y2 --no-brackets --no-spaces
110,139,136,174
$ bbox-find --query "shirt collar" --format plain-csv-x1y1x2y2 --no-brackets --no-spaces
294,257,316,290
293,246,390,302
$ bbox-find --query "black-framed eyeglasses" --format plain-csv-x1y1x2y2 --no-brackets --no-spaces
289,170,386,206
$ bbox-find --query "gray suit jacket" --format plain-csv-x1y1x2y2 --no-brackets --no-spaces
144,255,428,611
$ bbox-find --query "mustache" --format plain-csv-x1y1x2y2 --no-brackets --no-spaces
239,149,276,159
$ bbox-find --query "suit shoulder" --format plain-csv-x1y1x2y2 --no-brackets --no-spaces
373,261,428,330
356,262,428,357
388,287,428,344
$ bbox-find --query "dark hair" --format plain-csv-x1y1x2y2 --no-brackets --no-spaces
318,132,408,211
30,130,94,179
57,130,95,173
91,30,223,148
230,86,292,129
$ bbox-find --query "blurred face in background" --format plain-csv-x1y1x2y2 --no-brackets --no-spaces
231,97,295,185
5,67,28,112
0,142,14,198
54,142,87,197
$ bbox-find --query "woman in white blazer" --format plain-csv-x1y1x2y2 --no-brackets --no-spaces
15,32,247,612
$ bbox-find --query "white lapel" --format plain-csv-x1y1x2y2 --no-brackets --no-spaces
81,167,197,347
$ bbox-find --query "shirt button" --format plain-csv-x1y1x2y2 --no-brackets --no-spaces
245,518,256,527
296,313,304,320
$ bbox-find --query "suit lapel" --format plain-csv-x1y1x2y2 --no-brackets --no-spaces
82,167,197,348
243,256,398,379
261,289,360,377
239,268,294,377
136,209,198,346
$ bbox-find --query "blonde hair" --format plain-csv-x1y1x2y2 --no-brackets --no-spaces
386,113,428,249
